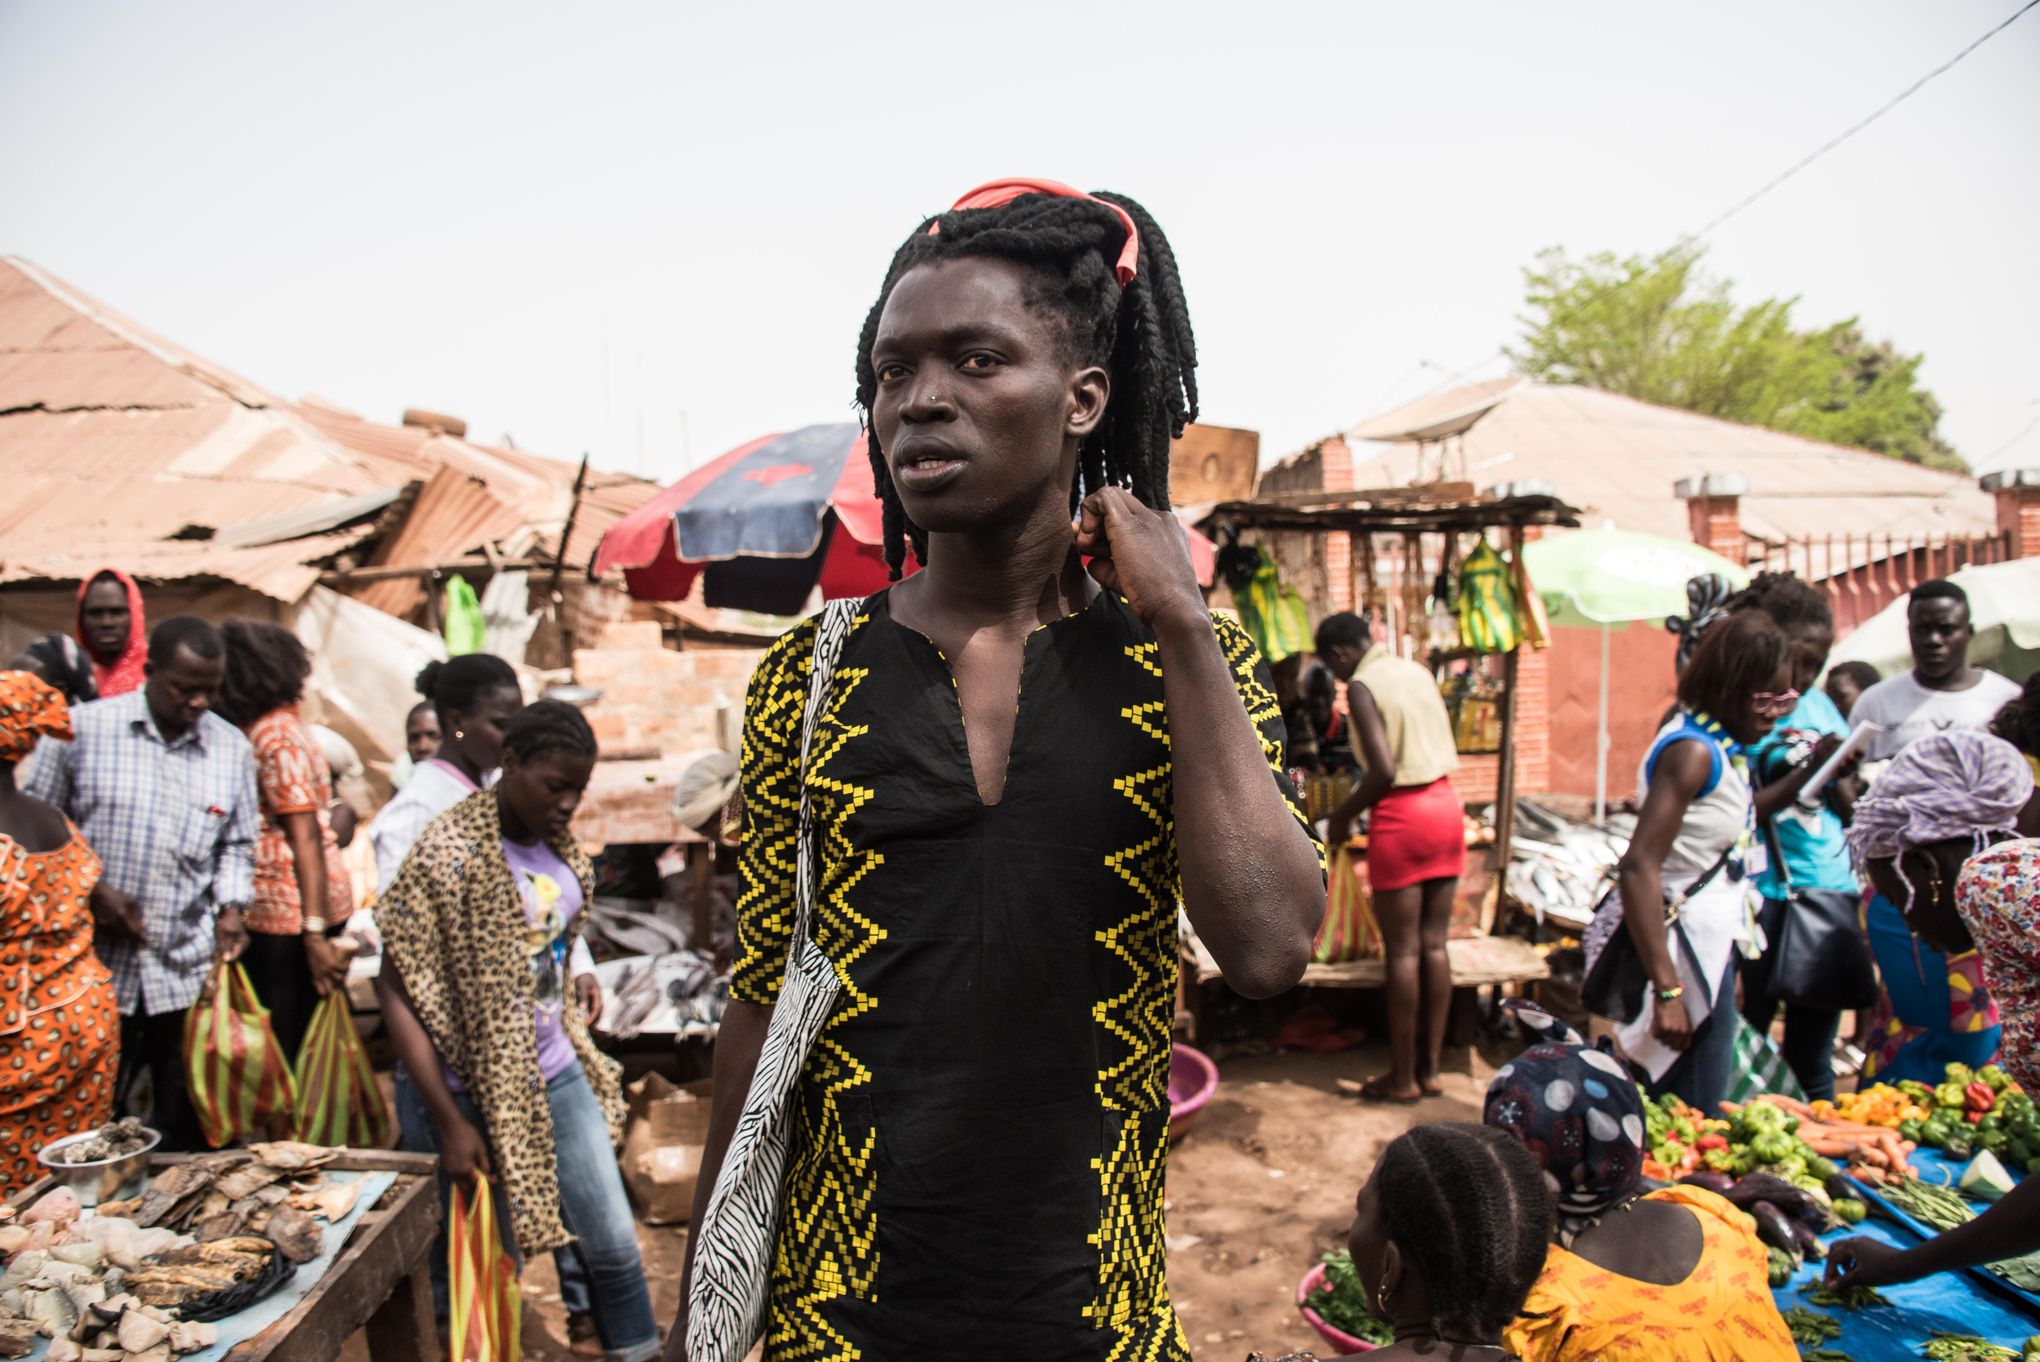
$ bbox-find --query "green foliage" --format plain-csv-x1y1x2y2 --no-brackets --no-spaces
1510,247,1964,471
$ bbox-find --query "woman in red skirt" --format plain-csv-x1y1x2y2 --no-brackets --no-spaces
1318,613,1465,1103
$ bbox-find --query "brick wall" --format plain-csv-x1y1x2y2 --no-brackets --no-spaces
1993,479,2040,560
574,622,761,762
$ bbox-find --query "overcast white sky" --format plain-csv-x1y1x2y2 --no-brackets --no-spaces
3,1,2035,486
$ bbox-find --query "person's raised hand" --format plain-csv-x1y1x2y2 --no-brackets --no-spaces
1074,487,1204,632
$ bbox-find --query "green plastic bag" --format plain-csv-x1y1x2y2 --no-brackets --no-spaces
442,574,486,656
294,992,394,1148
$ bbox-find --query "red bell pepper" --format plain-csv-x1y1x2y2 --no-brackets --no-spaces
1695,1134,1729,1151
1967,1081,1997,1115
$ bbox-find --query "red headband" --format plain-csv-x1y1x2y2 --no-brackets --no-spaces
931,177,1140,288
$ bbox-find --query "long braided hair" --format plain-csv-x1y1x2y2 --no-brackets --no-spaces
1374,1122,1552,1340
852,190,1199,578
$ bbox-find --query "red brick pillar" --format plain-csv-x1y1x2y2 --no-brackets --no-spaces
1321,437,1355,612
1674,474,1750,565
1983,470,2040,560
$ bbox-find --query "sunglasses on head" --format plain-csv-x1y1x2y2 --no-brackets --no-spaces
1751,689,1801,718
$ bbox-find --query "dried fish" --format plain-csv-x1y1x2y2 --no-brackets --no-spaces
191,1213,247,1244
246,1142,334,1172
116,1310,169,1353
47,1120,149,1166
132,1167,212,1231
263,1207,321,1264
303,1182,358,1222
0,1317,30,1360
212,1164,283,1202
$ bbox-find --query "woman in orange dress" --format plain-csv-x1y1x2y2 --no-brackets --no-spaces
0,671,117,1195
1486,1002,1796,1362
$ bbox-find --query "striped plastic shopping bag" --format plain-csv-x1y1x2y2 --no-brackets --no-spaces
183,962,299,1148
449,1175,521,1362
1312,847,1383,964
293,991,394,1147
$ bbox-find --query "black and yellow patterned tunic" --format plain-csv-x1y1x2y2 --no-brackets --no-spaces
733,588,1301,1361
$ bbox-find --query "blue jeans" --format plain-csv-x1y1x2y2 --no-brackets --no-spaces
1648,954,1739,1114
396,1064,658,1362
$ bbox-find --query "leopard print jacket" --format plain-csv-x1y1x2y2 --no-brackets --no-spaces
376,787,624,1255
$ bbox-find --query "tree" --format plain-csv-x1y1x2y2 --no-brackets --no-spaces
1509,247,1964,471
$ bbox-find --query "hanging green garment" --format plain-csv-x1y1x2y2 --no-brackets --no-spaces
1233,548,1315,664
442,574,487,656
1455,538,1522,654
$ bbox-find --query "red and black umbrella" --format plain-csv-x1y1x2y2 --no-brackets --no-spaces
595,422,1214,616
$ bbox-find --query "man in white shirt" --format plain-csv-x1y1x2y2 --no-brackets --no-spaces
1851,579,2019,761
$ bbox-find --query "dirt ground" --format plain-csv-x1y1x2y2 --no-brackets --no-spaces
440,1040,1498,1361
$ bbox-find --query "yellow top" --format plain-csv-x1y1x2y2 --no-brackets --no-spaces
1503,1185,1798,1362
1352,643,1459,788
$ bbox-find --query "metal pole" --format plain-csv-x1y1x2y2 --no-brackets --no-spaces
1595,622,1612,824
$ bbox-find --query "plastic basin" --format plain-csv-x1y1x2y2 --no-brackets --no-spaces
1167,1042,1218,1141
1296,1262,1380,1353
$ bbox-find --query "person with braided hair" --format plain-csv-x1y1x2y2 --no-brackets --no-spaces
1338,1122,1552,1360
674,180,1323,1361
1487,1006,1796,1360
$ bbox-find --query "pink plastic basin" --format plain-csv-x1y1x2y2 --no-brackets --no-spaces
1296,1262,1380,1353
1166,1042,1219,1141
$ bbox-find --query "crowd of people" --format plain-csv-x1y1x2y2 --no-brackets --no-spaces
5,180,2040,1362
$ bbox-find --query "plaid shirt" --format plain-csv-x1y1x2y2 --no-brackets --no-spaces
27,690,257,1016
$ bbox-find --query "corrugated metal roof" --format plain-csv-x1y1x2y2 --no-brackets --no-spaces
1342,380,1993,545
0,255,657,604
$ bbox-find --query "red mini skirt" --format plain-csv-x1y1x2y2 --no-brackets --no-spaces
1366,776,1466,891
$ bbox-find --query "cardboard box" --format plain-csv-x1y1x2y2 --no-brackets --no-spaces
620,1074,714,1224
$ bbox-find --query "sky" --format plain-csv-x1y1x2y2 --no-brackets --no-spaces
3,1,2036,486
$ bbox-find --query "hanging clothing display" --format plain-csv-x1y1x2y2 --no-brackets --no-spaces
1230,548,1315,665
1454,538,1522,654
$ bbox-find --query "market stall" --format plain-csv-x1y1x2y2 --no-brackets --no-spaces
1,1145,440,1362
1181,482,1578,1009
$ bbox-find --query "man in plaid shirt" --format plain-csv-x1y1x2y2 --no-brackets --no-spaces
30,615,257,1150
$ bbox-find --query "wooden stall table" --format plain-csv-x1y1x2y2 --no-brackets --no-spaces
1178,929,1549,1040
6,1149,442,1362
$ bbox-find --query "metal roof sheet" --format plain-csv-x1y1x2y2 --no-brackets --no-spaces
0,256,656,603
1341,380,1993,544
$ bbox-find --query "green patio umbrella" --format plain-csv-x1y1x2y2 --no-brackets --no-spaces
1521,529,1751,820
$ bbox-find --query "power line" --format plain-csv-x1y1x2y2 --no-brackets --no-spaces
1354,0,2040,431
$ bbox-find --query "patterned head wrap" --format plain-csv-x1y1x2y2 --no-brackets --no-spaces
0,670,73,762
1484,1001,1646,1244
1665,572,1736,674
1847,730,2033,870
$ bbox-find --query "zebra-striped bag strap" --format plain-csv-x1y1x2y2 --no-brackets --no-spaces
790,598,860,949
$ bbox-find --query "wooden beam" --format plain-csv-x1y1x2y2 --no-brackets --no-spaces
319,557,553,585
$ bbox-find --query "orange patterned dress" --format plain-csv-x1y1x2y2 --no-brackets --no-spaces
0,827,117,1195
1503,1185,1798,1362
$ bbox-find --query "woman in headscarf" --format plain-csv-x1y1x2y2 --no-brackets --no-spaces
77,569,147,698
0,672,118,1195
1486,1003,1796,1361
1826,730,2040,1290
